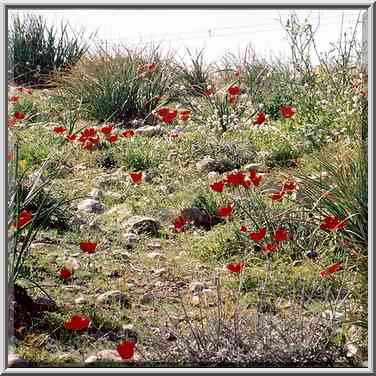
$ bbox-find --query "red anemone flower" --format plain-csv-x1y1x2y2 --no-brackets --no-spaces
226,171,246,186
66,134,77,141
227,85,241,96
100,124,114,135
320,216,348,231
280,106,296,119
210,180,225,193
217,203,235,218
227,261,246,273
162,110,178,124
129,172,143,185
64,314,91,331
320,262,342,277
79,242,97,254
83,141,95,151
249,169,263,187
9,96,20,103
249,227,267,242
254,112,266,125
262,242,279,254
270,190,286,202
147,63,156,73
59,267,73,280
179,110,190,122
173,216,188,232
14,112,26,121
106,134,118,144
53,126,67,134
79,128,97,142
8,116,17,128
240,225,248,232
282,180,297,194
122,129,135,138
117,340,136,360
14,210,33,229
272,228,289,242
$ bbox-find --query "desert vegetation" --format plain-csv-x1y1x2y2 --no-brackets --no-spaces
7,12,368,368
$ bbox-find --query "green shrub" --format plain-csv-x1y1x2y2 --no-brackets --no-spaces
8,14,89,86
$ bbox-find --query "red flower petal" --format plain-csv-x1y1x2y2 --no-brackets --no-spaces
226,172,246,186
280,106,296,119
14,112,26,121
117,340,135,360
210,180,225,193
320,262,342,277
269,190,285,202
227,86,241,96
66,134,77,141
59,267,73,280
9,96,20,103
100,124,114,135
217,203,235,218
64,314,91,331
240,225,248,232
253,112,266,125
226,261,246,273
14,210,33,229
272,228,289,242
122,129,135,138
249,227,267,242
106,134,118,143
79,242,97,253
173,216,188,232
53,126,67,134
129,172,143,185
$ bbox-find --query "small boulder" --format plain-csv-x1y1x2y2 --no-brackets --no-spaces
196,156,236,173
121,233,140,249
122,216,160,236
77,199,105,214
135,125,167,137
96,290,130,308
147,251,166,261
89,188,103,200
141,292,154,304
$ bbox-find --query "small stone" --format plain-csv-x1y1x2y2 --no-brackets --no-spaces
85,350,122,363
121,233,140,249
89,188,103,200
106,191,122,200
152,267,167,276
77,199,105,214
84,355,98,364
75,297,87,305
8,353,27,367
143,169,159,182
189,282,208,294
147,240,161,250
96,290,130,308
122,216,160,236
147,251,166,261
196,156,215,172
141,292,154,304
135,125,167,137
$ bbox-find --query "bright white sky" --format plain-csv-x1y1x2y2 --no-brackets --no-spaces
11,9,364,64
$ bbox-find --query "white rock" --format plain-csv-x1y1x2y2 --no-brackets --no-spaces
147,251,166,261
135,125,167,137
75,297,87,305
122,216,160,236
189,281,208,294
147,240,162,250
96,290,130,307
121,233,140,249
8,353,27,367
77,199,105,213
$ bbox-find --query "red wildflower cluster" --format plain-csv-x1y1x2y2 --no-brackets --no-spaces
64,314,91,331
157,107,178,124
269,179,298,202
320,216,348,231
279,106,296,119
122,129,135,138
249,227,267,242
227,85,241,106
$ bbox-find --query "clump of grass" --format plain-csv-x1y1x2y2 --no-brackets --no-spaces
8,14,89,86
56,45,175,123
